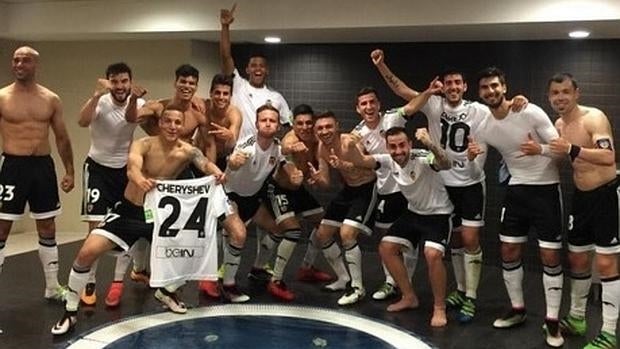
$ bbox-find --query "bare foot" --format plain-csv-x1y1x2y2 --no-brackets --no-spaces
430,306,447,327
387,295,419,312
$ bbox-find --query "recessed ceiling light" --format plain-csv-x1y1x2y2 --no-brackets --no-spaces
264,36,281,43
568,30,590,39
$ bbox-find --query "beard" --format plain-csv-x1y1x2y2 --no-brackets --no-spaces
111,90,130,104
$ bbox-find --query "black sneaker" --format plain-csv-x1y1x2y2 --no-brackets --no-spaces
220,284,250,303
51,310,77,335
543,318,565,348
247,267,273,282
493,308,527,329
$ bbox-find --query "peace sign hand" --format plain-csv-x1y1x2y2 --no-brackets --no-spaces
208,122,233,142
306,161,321,185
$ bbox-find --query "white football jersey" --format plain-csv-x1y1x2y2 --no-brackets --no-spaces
373,150,453,215
144,176,227,287
351,109,406,195
224,134,285,196
231,68,291,140
88,93,144,168
421,95,489,186
476,103,560,185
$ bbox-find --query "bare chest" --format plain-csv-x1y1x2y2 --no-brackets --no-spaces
1,94,53,124
561,120,592,147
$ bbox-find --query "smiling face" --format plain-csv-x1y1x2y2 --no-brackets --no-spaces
293,113,315,142
478,76,506,109
12,47,38,82
246,56,268,87
442,73,466,106
210,84,232,110
314,116,339,146
548,79,580,115
174,75,198,101
159,109,184,142
356,92,381,126
386,132,412,167
108,72,132,104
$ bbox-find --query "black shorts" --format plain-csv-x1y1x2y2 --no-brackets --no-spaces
375,191,408,229
81,157,127,221
321,180,377,236
266,180,323,225
216,155,228,172
385,209,452,254
226,188,270,224
568,178,620,254
91,198,153,252
446,182,485,228
0,154,61,220
500,184,563,249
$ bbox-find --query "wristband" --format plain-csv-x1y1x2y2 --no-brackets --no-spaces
568,144,581,161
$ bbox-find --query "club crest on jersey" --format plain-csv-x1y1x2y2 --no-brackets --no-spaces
596,138,612,150
87,204,94,213
269,156,276,165
409,170,416,181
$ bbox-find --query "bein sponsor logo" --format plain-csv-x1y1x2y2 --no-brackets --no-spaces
156,246,204,258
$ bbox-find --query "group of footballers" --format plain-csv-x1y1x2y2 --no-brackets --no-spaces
0,4,618,349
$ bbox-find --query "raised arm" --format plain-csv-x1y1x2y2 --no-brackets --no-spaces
371,49,418,101
402,77,443,116
134,100,162,135
50,95,75,193
78,79,110,127
220,4,237,75
415,128,450,170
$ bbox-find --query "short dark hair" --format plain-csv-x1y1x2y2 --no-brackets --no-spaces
476,66,506,86
292,104,314,118
547,72,578,90
256,103,280,120
161,106,185,120
248,52,268,63
384,126,409,140
439,67,465,83
313,110,337,123
210,73,233,92
105,62,132,80
175,64,199,81
356,86,379,103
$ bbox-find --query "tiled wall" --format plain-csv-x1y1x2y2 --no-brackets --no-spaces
233,40,620,270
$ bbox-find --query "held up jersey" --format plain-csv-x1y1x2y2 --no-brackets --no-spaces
144,176,227,287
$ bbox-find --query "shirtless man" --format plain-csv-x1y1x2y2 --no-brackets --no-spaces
196,73,242,170
127,66,210,139
548,73,619,349
0,46,74,301
313,111,377,305
51,108,225,335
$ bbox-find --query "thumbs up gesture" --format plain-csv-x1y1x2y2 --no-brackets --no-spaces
518,132,542,157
